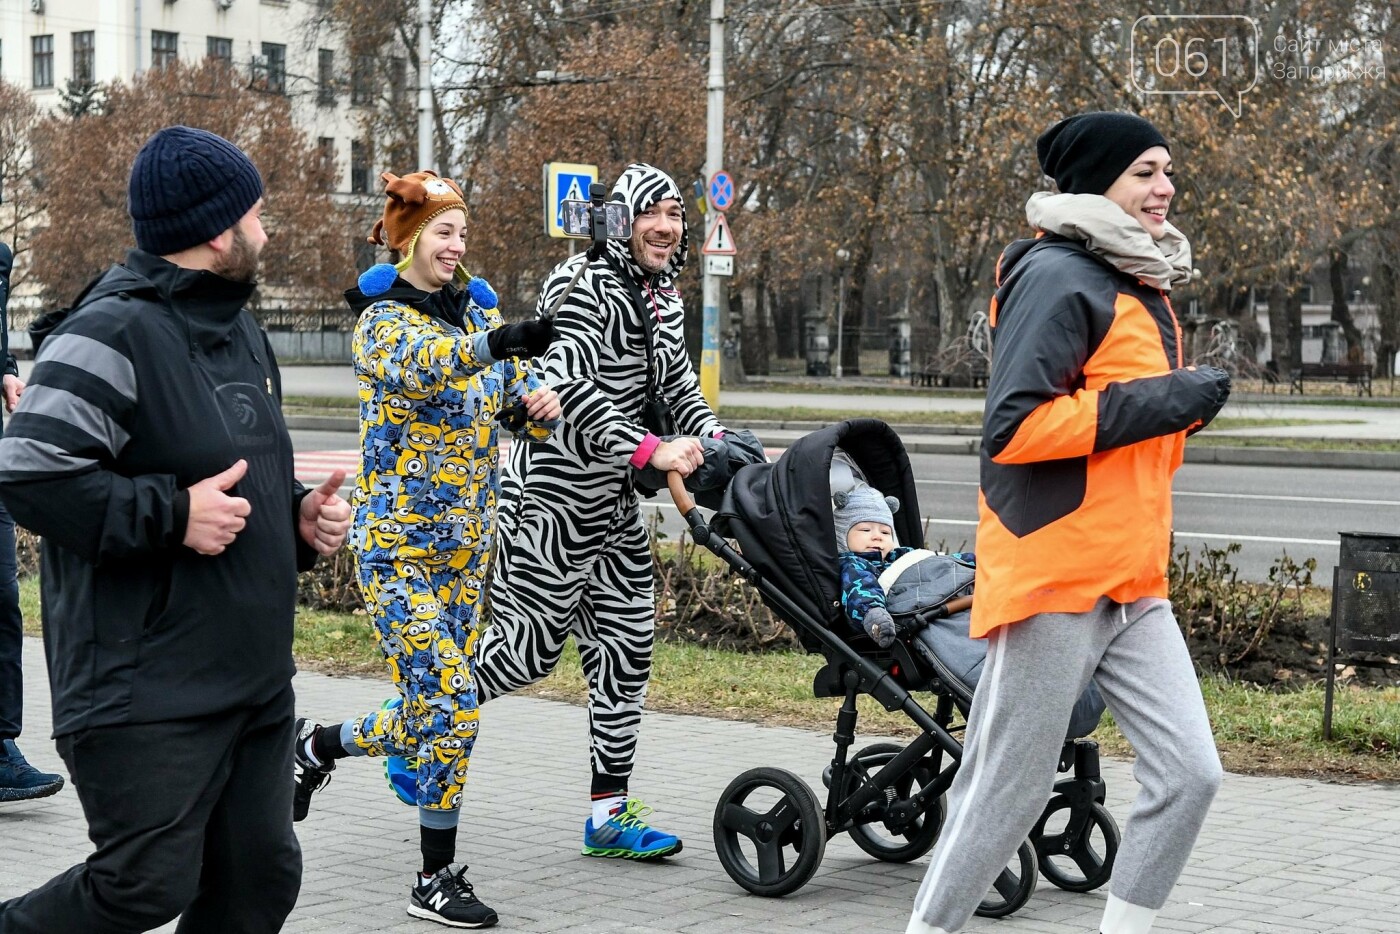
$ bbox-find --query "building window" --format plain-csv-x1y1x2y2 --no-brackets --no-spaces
317,137,337,190
317,48,335,105
350,55,373,105
260,42,286,94
72,31,95,84
152,31,179,70
32,35,54,89
350,140,369,194
355,238,378,272
207,36,232,66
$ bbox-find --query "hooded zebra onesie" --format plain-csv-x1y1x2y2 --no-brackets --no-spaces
477,164,724,794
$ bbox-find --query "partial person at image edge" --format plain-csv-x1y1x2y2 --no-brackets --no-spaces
0,240,66,805
0,125,351,934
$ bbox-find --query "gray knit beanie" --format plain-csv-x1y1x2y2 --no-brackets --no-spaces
128,126,264,255
833,484,900,552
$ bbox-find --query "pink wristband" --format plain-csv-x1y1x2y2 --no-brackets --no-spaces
630,432,662,469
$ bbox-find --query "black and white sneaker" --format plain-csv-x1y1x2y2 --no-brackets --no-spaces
292,717,334,822
408,865,499,929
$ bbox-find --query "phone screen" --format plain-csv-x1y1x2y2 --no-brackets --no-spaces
560,200,632,240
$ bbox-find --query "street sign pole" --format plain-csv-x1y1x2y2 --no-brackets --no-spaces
700,0,725,410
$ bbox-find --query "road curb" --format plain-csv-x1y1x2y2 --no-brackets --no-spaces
285,415,1399,470
1183,446,1400,471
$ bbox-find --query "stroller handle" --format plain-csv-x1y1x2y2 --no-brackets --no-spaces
666,470,696,514
666,470,711,546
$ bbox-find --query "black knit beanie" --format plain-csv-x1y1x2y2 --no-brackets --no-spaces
1036,112,1170,196
128,126,264,255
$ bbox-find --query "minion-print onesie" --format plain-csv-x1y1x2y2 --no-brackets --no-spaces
341,174,555,816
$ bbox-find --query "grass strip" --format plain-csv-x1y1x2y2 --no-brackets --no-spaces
20,578,1395,782
277,594,1399,783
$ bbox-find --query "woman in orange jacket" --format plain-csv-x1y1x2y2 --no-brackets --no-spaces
907,112,1232,934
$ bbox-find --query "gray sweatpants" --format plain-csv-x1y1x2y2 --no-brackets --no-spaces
907,597,1222,934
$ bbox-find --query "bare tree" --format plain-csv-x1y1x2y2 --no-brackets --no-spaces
29,60,350,311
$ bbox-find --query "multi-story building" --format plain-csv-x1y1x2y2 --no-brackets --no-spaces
0,0,394,199
0,0,412,349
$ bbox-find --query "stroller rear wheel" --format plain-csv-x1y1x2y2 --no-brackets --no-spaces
1032,797,1119,892
840,742,945,863
974,838,1039,918
713,767,827,897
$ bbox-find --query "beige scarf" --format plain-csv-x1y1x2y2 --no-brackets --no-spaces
1025,191,1194,291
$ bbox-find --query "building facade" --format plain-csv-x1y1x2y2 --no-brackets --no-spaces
0,0,388,196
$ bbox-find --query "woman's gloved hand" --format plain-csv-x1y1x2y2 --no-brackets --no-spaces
487,319,556,360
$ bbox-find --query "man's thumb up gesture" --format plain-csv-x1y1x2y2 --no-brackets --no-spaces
298,470,352,555
184,459,252,555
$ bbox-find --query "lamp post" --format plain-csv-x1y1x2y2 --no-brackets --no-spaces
417,0,433,170
834,247,850,378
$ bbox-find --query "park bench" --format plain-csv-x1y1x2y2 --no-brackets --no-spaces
912,360,989,389
1288,362,1373,396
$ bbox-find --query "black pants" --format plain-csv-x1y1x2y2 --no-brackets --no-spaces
0,500,24,743
0,685,302,933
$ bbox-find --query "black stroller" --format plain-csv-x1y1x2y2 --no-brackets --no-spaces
666,418,1120,917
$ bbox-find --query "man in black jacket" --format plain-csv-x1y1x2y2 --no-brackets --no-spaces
0,126,351,934
0,241,65,804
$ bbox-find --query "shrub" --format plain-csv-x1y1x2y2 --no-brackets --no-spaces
1168,541,1317,674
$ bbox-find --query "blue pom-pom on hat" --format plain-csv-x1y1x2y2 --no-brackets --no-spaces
358,263,398,297
467,276,498,309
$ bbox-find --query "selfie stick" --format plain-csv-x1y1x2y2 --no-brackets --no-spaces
496,181,613,429
542,181,611,321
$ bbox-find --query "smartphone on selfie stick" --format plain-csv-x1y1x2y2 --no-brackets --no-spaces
497,181,629,429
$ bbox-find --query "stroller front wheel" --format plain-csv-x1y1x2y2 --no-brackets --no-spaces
1032,797,1119,892
713,766,827,897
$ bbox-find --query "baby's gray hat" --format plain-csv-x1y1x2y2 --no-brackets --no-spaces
833,483,899,552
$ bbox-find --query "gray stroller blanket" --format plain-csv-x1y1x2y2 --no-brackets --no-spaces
881,550,1105,739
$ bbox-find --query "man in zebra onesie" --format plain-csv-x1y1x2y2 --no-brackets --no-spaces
477,164,719,859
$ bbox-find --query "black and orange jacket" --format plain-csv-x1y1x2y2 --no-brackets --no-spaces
971,234,1224,637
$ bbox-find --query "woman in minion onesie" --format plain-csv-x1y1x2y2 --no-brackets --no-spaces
291,170,560,929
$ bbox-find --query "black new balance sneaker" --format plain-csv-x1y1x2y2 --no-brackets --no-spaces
292,717,334,822
408,865,498,929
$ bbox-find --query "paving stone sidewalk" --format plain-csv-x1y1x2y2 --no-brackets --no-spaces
2,636,1397,934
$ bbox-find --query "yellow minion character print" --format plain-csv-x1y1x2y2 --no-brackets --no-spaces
404,421,443,453
433,455,472,491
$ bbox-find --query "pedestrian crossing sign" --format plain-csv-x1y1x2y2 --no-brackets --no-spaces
544,162,599,238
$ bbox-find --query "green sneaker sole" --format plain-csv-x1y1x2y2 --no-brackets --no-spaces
581,839,683,860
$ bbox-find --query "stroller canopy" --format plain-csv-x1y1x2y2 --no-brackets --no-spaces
717,418,922,644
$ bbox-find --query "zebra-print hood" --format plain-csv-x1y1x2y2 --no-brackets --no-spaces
607,163,687,280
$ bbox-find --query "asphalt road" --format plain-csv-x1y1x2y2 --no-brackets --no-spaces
291,429,1400,582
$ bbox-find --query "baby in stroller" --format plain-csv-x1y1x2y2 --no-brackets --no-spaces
831,467,1105,740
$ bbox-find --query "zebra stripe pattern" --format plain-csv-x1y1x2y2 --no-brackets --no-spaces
476,164,721,783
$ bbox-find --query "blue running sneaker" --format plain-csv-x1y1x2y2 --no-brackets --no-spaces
582,798,683,859
384,753,418,807
378,697,417,807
